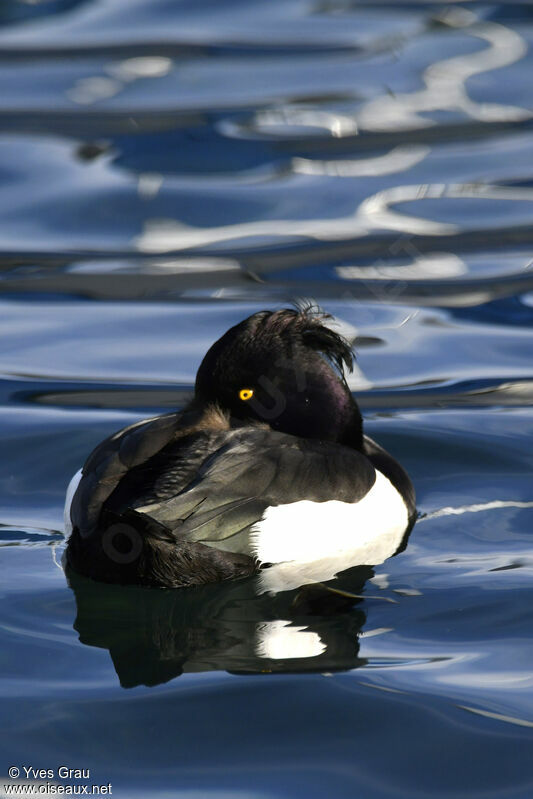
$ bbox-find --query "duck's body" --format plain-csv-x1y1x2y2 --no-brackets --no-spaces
65,308,415,592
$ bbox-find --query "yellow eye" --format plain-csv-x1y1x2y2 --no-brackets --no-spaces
239,388,254,401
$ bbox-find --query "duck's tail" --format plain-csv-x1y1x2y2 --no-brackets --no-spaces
66,508,256,588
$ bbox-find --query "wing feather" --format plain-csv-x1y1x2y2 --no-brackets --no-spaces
134,429,376,552
71,416,376,559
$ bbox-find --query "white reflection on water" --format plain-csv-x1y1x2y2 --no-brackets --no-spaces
66,76,121,105
420,500,533,521
359,182,533,237
243,106,358,138
292,144,430,177
458,705,533,728
68,256,241,274
134,179,455,252
106,56,173,81
136,173,533,253
358,183,457,235
338,252,465,281
137,173,164,199
67,56,173,106
224,6,530,145
135,212,366,252
358,8,531,132
255,620,326,660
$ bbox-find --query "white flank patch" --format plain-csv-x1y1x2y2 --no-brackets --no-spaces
255,620,326,660
253,470,408,594
63,469,82,537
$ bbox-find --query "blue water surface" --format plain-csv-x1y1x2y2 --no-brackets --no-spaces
1,2,533,798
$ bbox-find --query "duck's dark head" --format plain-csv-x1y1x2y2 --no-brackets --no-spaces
194,307,363,449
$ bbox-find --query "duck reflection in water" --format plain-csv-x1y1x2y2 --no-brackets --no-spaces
66,563,410,688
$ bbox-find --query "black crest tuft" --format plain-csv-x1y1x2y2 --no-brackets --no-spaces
257,304,355,376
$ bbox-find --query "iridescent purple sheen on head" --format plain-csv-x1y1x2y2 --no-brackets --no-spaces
194,307,363,449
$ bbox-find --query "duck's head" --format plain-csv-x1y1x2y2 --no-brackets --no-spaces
194,307,363,449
